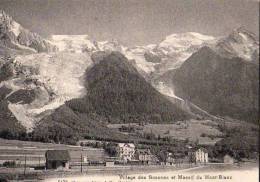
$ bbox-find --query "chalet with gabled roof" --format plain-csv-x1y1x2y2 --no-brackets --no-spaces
45,150,70,170
116,143,135,162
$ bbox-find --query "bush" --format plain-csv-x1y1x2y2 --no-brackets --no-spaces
103,143,117,157
201,133,206,137
3,161,16,168
143,132,156,140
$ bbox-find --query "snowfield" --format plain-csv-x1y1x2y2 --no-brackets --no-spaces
14,52,92,100
124,45,159,74
10,21,21,37
153,32,216,73
50,35,96,53
48,32,217,76
2,52,93,131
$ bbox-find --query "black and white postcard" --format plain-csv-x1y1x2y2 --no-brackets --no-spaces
0,0,259,181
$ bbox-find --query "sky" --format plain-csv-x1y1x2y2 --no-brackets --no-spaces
0,0,259,46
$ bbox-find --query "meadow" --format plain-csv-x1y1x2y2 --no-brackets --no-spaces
107,119,224,145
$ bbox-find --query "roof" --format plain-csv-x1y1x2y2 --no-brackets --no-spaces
189,147,208,153
105,157,118,162
224,154,234,158
136,149,151,155
45,150,71,161
197,147,208,153
118,143,135,148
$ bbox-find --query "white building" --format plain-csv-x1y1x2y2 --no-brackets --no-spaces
189,148,208,164
166,152,175,165
135,149,153,164
117,143,135,162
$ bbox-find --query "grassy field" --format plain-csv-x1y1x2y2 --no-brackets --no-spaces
107,119,224,145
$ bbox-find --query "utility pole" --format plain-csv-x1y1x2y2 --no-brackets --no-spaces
23,151,27,176
80,148,83,173
39,156,41,167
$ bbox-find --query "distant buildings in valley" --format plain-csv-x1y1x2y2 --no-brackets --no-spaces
42,145,238,170
116,143,135,162
165,152,175,165
188,148,209,164
0,140,238,172
135,149,158,165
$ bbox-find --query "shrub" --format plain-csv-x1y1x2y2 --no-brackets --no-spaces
3,161,16,168
200,133,206,137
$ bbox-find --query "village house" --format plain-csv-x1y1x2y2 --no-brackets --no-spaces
105,157,117,167
45,150,71,170
159,152,176,166
165,152,175,166
223,154,234,164
188,148,208,164
135,149,153,164
116,143,135,162
105,160,115,167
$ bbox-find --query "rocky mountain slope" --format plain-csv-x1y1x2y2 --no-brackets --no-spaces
172,46,258,123
215,27,259,62
152,28,259,94
0,10,57,55
67,52,190,123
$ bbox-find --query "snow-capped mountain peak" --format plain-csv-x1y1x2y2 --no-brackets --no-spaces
49,35,96,53
215,27,259,61
0,10,19,35
96,39,127,52
49,35,127,53
159,32,215,49
121,32,218,76
0,10,57,53
48,32,218,76
146,32,217,74
10,21,21,37
229,27,259,44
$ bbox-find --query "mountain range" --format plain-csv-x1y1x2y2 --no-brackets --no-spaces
0,10,258,142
